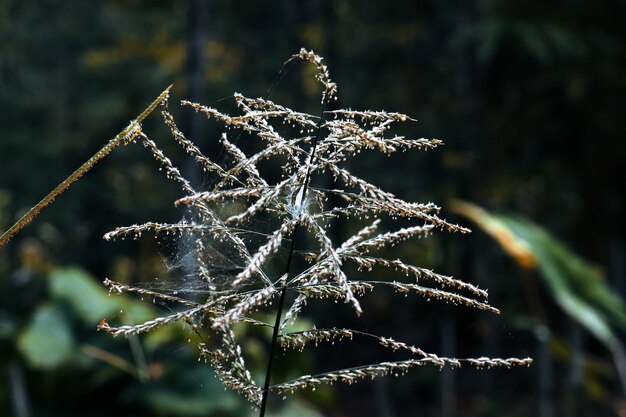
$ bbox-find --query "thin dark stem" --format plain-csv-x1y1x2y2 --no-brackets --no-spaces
259,104,327,417
9,360,31,417
609,339,626,398
259,227,300,416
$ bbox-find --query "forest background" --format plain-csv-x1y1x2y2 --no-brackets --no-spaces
0,1,624,416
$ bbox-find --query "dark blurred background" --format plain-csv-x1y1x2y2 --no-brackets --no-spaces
1,1,625,416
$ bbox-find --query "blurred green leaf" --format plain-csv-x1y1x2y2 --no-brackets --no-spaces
452,201,626,347
49,267,155,327
259,400,324,417
281,317,313,334
0,311,17,339
513,22,551,64
121,299,156,327
18,303,74,369
133,365,244,416
50,267,120,323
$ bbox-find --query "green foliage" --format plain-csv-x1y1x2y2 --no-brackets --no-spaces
3,264,265,416
266,400,325,417
130,365,245,416
49,267,154,326
454,201,626,347
18,303,74,369
1,0,624,415
502,216,626,346
50,267,120,323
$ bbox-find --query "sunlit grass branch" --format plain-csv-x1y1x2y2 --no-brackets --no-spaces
0,48,532,416
0,85,172,248
97,49,531,416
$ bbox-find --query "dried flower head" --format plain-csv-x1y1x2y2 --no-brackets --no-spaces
101,49,532,412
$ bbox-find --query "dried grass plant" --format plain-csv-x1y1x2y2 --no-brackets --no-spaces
2,49,532,416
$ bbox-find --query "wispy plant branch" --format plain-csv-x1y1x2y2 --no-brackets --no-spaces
5,49,531,414
0,85,172,248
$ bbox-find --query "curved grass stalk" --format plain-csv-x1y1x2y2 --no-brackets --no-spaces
0,85,172,248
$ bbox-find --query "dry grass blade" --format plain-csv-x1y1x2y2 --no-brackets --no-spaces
0,85,172,248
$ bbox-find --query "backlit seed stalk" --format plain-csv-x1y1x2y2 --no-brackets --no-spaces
0,85,172,248
259,87,329,417
67,49,529,413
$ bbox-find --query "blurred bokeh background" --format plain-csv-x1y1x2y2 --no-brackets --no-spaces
1,1,625,416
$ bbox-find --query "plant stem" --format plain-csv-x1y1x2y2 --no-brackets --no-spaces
259,107,326,417
8,360,31,417
609,339,626,398
0,85,172,248
259,227,300,417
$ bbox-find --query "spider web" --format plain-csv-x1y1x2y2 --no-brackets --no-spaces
109,60,316,306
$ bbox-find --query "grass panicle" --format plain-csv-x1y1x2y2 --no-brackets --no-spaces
2,49,530,414
100,50,532,414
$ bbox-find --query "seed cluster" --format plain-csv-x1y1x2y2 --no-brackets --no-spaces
100,49,531,407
